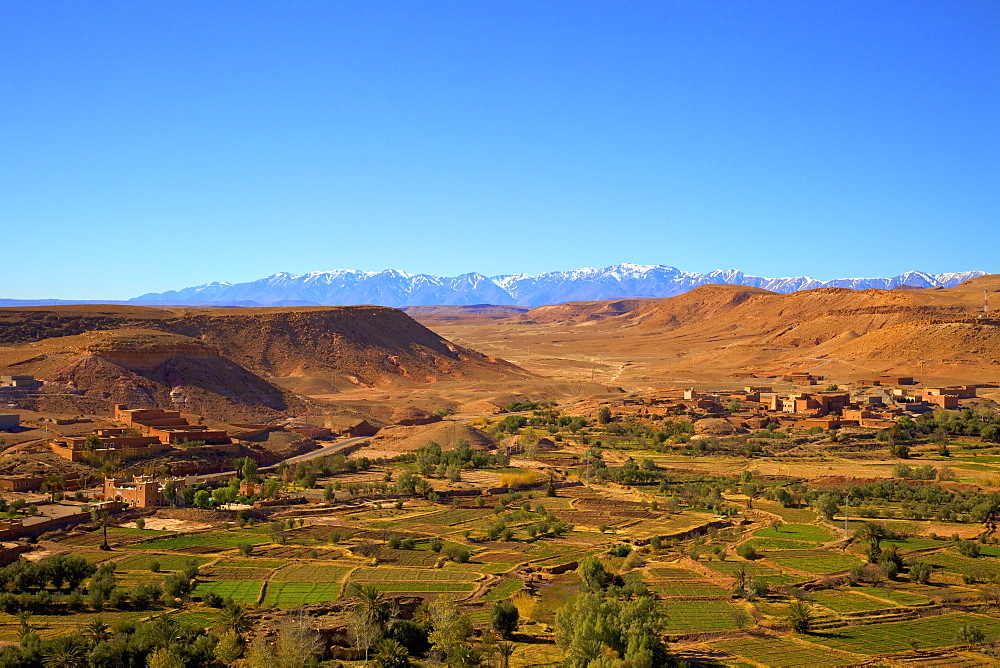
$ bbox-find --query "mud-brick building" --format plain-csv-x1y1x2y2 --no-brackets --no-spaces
103,475,186,508
114,405,230,445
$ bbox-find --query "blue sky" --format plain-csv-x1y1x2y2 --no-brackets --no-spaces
1,1,997,299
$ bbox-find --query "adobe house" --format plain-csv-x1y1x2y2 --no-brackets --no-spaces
0,474,43,493
114,405,230,445
103,475,187,508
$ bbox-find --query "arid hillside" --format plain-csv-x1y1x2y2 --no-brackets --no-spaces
0,304,532,419
417,275,1000,388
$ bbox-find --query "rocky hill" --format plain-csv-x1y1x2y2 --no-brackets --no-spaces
0,305,531,420
422,275,1000,386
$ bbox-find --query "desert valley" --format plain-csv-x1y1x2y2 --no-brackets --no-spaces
0,275,997,666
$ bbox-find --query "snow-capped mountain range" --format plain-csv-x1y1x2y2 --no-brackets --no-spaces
130,265,988,308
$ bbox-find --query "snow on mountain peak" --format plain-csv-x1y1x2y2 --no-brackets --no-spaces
131,266,990,308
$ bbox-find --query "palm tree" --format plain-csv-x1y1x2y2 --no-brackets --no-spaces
372,638,410,668
90,508,111,551
220,601,252,636
786,600,815,634
83,616,110,647
497,642,516,668
349,582,393,632
15,610,32,637
41,635,89,668
856,521,888,561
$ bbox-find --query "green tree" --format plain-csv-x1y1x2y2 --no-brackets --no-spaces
214,630,243,665
490,600,519,639
955,623,986,649
577,556,613,593
555,592,668,667
193,489,211,508
146,647,184,668
427,601,473,663
813,493,840,521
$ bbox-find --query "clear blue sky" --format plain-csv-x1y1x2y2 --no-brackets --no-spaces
1,1,997,299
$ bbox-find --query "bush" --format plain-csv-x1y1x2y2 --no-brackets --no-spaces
957,540,981,558
736,544,759,560
149,560,161,573
429,537,443,553
744,577,766,597
909,561,932,584
444,545,470,563
203,591,224,608
608,545,631,557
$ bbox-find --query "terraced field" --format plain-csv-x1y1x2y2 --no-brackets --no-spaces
263,581,345,607
809,613,1000,655
193,580,262,604
712,635,868,666
661,600,743,634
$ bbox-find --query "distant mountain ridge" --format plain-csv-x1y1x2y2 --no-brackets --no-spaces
130,265,988,308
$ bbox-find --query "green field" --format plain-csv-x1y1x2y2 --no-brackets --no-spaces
365,582,476,593
115,554,212,571
273,563,352,582
193,580,261,604
352,567,480,582
852,585,929,606
702,560,802,585
652,580,730,597
811,590,897,613
753,524,833,542
809,613,1000,654
262,581,344,607
128,531,273,552
746,537,822,550
646,566,701,579
483,578,524,601
769,551,861,574
712,635,867,667
661,600,742,634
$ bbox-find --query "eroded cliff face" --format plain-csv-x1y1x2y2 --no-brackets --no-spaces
2,329,299,422
0,305,530,420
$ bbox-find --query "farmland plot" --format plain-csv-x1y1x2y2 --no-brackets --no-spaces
809,613,1000,655
712,635,868,667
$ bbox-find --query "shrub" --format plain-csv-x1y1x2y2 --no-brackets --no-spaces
444,545,470,563
203,591,224,608
149,560,161,573
429,537,443,553
749,578,769,598
957,540,981,558
909,561,932,584
608,545,631,557
736,543,759,560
